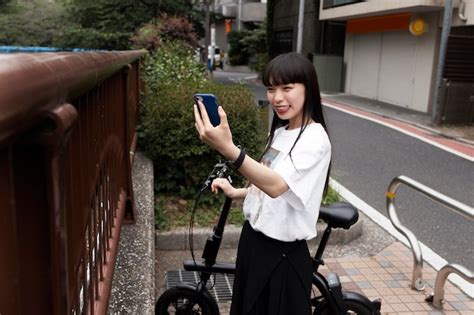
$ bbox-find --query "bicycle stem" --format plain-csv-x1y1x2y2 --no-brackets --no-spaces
201,197,232,267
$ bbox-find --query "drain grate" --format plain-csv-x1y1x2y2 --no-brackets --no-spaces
166,270,234,302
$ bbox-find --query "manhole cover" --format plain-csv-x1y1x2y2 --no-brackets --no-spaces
166,270,234,302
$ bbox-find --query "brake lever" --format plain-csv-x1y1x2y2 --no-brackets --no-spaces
200,161,231,192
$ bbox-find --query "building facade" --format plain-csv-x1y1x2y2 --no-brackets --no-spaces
270,0,346,92
213,0,267,52
319,0,474,122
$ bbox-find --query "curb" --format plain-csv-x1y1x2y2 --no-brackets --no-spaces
109,152,155,314
155,217,363,251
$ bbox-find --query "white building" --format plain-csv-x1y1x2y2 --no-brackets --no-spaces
319,0,474,122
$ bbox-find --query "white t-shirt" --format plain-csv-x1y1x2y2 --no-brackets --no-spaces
242,123,331,242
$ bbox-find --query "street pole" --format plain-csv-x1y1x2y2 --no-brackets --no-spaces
204,0,211,67
238,0,243,31
431,0,453,125
296,0,305,53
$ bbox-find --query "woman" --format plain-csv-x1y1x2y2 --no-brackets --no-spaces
194,52,331,314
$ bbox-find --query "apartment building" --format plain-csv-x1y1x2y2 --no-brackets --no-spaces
212,0,267,51
319,0,474,122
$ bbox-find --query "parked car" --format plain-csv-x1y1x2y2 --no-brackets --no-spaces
208,45,223,70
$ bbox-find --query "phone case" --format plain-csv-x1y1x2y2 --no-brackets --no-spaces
194,93,221,126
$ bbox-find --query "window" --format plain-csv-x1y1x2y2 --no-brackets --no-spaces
271,30,293,56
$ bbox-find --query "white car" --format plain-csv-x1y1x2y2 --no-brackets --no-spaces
208,46,223,69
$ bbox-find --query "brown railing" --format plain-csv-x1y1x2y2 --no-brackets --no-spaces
0,50,146,315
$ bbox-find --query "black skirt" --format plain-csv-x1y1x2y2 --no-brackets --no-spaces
230,221,313,315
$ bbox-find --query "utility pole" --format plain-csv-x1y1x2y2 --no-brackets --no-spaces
296,0,305,53
204,0,211,67
238,0,243,31
431,0,453,125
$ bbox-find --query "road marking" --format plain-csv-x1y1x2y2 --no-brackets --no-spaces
243,75,258,80
322,100,474,162
330,178,474,298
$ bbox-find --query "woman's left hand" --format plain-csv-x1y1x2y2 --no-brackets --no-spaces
194,101,235,158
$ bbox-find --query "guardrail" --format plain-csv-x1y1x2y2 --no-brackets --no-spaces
386,175,474,308
0,50,146,314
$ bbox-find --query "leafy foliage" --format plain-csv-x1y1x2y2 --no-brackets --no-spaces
141,41,206,91
0,0,67,46
131,15,199,53
138,41,266,198
52,0,157,49
158,14,199,47
240,19,270,73
227,31,249,65
227,21,269,72
154,194,245,231
0,0,206,51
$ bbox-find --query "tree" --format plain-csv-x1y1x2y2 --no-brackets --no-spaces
0,0,67,46
52,0,158,49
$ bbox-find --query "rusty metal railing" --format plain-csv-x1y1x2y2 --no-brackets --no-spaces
0,50,146,314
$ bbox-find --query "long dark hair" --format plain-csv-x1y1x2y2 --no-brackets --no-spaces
262,52,331,194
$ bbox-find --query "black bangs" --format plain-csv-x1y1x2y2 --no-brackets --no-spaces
263,53,310,87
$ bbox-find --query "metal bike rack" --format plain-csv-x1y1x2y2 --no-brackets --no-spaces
386,175,474,307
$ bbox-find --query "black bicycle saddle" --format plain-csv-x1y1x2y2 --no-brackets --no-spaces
319,202,359,229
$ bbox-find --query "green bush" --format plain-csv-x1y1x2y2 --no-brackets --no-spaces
240,20,269,74
138,41,267,198
131,15,199,54
227,30,249,65
142,41,207,92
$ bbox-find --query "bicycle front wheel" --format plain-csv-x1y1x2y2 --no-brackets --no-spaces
155,287,219,315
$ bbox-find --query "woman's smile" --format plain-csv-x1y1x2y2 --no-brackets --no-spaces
267,83,306,129
274,105,290,114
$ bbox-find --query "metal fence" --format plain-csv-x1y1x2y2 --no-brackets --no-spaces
0,50,145,314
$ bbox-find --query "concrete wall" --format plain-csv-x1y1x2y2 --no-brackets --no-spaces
412,12,440,113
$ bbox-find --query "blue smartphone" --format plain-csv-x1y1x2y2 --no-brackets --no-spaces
194,93,221,127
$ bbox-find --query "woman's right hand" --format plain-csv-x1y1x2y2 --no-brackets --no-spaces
211,178,250,200
211,178,236,197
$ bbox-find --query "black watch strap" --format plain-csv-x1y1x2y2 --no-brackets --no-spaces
227,145,246,170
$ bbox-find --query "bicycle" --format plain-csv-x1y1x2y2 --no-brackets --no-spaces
155,162,382,314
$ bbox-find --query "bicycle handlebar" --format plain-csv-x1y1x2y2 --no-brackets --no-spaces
200,161,231,192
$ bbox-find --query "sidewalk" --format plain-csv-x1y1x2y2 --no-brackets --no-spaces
155,214,473,314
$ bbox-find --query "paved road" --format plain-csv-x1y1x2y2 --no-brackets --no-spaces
325,106,473,270
214,70,474,270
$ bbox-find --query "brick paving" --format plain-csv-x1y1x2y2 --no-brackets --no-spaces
313,242,472,314
157,241,473,314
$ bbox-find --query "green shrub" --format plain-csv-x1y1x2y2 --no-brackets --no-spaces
138,42,267,198
227,30,249,65
240,19,269,74
131,15,199,54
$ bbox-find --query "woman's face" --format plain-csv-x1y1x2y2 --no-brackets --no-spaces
267,83,306,129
